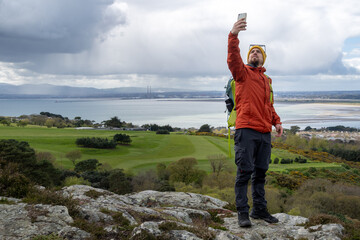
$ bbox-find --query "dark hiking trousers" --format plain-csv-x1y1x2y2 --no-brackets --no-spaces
234,128,271,213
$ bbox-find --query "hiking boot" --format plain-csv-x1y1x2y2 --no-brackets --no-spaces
250,208,279,223
237,212,252,227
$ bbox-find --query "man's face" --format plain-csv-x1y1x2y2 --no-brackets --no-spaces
248,48,264,67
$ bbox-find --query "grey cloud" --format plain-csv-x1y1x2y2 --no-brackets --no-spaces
326,54,358,75
0,0,126,62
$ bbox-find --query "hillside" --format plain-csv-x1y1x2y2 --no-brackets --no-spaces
0,185,344,240
1,126,360,239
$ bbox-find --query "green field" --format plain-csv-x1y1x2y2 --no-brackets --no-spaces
0,126,340,173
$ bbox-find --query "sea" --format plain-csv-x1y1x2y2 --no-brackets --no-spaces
1,98,360,130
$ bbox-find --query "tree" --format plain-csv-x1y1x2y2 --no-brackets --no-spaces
103,116,123,128
31,115,47,126
132,170,159,192
36,152,56,163
45,119,55,128
208,154,229,176
304,126,312,131
0,139,61,190
289,125,300,135
17,119,29,127
0,119,10,126
167,158,206,186
66,150,82,166
198,124,212,133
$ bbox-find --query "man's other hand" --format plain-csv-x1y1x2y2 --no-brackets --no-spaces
275,124,283,137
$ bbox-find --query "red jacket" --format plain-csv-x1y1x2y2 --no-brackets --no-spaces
227,32,281,133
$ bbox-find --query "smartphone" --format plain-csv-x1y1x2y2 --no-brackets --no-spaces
237,13,247,21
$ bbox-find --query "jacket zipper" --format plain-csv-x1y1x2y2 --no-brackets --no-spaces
260,69,267,131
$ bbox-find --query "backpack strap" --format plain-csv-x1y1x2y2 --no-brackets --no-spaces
226,78,236,128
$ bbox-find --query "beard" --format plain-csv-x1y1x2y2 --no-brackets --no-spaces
249,57,261,67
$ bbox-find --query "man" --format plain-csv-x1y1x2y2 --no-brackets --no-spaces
227,17,283,227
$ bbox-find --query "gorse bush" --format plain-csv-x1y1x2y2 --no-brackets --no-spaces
76,137,117,149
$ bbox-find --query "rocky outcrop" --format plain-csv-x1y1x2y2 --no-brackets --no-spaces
0,185,344,239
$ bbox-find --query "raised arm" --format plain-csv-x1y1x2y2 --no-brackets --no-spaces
227,18,247,82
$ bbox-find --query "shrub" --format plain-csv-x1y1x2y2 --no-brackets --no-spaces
294,157,307,163
76,137,117,149
0,165,32,198
285,179,360,220
23,188,80,217
63,176,90,187
335,195,360,220
271,172,302,190
203,172,235,190
32,233,65,240
108,169,133,194
84,189,108,199
113,133,132,144
280,158,293,164
273,158,279,164
81,171,110,189
29,160,62,187
264,186,287,214
75,159,100,173
0,139,62,195
156,163,170,181
0,139,36,167
156,130,170,134
132,170,159,192
305,214,342,227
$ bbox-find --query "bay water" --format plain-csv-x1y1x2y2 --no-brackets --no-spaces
1,98,360,129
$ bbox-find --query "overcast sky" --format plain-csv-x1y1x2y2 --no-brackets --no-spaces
0,0,359,91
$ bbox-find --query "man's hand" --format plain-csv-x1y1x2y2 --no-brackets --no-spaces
231,18,247,35
275,124,283,137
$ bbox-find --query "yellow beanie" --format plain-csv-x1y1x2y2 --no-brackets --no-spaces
247,45,266,65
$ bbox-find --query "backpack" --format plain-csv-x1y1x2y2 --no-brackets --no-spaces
224,75,274,157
